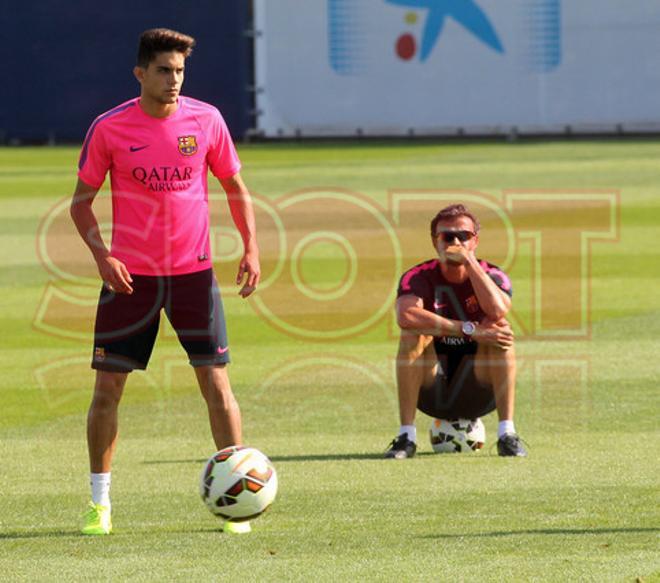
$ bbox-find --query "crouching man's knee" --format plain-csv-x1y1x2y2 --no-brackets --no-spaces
476,317,515,353
398,333,434,363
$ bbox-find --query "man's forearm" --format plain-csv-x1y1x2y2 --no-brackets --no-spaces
221,175,258,253
398,307,463,337
227,192,257,251
70,201,109,262
465,256,510,320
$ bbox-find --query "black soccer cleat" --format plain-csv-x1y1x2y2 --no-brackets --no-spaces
384,433,417,459
497,433,528,457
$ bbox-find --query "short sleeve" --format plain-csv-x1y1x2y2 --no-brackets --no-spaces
481,262,513,297
397,270,432,301
207,109,241,180
77,120,111,189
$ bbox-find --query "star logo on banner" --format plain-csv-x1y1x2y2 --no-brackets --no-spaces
387,0,504,61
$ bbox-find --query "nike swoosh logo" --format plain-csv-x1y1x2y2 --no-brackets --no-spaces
217,346,229,354
129,145,150,152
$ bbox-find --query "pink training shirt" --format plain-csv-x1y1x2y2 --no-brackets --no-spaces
78,97,241,276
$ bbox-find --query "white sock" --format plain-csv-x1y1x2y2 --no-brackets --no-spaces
399,425,417,443
90,472,111,508
498,420,516,438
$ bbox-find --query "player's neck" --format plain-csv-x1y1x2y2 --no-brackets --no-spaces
138,95,179,119
440,262,467,284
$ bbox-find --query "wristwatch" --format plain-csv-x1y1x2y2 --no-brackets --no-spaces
461,321,477,337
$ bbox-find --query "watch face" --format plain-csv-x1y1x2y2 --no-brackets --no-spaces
462,321,476,336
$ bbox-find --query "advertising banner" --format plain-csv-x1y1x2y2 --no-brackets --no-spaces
254,0,660,136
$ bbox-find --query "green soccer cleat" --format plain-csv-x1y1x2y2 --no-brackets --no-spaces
223,520,251,534
81,502,112,535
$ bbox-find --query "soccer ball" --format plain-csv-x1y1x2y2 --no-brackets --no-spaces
200,446,278,522
429,418,486,453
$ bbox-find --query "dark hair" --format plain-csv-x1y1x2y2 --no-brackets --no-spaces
430,204,480,236
137,28,196,67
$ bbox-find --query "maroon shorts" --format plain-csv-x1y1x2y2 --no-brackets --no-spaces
92,269,229,372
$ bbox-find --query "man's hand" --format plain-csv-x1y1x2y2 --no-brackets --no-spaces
97,256,133,294
220,173,260,298
444,244,473,265
236,250,260,298
472,319,514,350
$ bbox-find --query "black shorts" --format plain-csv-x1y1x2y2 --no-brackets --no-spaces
417,349,496,420
91,268,229,372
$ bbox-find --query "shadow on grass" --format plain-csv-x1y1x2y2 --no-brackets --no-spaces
143,453,386,464
420,527,660,539
268,453,386,462
143,458,207,465
0,530,79,540
142,451,493,464
0,527,224,540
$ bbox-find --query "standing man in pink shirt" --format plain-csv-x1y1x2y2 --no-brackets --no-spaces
70,28,259,535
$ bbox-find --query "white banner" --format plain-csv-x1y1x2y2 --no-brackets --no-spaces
254,0,660,136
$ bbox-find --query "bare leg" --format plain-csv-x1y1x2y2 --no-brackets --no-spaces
473,328,528,456
87,371,128,473
195,364,242,449
396,333,437,426
474,342,517,422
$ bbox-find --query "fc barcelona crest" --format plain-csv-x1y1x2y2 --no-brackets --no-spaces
466,295,479,314
178,135,198,156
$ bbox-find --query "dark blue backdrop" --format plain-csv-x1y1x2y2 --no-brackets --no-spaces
0,1,251,142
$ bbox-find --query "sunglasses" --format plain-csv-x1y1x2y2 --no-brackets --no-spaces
435,230,476,243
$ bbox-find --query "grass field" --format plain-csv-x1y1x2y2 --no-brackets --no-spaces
0,140,658,581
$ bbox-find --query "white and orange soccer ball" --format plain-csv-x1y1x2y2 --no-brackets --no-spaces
200,446,278,522
429,418,486,453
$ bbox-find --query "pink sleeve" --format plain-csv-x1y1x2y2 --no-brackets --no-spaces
77,120,111,189
479,260,513,296
207,110,241,180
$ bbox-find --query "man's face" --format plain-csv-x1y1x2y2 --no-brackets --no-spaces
135,51,186,105
432,216,479,262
